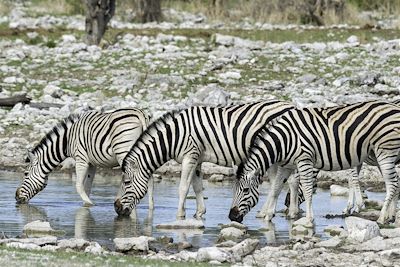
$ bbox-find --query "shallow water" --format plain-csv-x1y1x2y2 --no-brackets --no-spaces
0,170,385,249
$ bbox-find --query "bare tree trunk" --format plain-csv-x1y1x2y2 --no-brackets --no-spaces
83,0,116,45
137,0,162,23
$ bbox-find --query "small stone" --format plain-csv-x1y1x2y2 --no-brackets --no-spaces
23,220,64,237
347,35,359,44
220,222,248,231
114,236,155,252
58,238,89,250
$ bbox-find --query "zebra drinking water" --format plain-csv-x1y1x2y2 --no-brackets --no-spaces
229,100,400,225
114,100,295,218
15,108,152,207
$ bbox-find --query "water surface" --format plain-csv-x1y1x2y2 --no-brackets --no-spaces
0,171,385,249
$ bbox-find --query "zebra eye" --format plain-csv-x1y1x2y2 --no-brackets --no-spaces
24,171,28,176
243,187,250,194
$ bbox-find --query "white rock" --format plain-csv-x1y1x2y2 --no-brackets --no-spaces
175,250,198,261
347,35,359,44
345,216,380,242
330,184,349,196
220,221,248,231
380,228,400,238
23,220,56,235
114,236,155,252
58,238,89,250
84,242,104,255
316,236,342,248
196,247,232,263
219,227,246,242
293,217,313,228
156,219,205,229
187,84,230,107
219,71,241,80
7,242,40,250
213,34,235,47
379,248,400,266
61,34,77,43
229,238,259,262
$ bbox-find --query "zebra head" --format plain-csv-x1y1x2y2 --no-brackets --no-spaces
15,150,48,204
114,158,148,216
229,163,262,223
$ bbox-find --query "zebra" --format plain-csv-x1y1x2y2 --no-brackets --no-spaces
229,100,400,225
114,100,295,218
15,108,153,207
280,99,400,218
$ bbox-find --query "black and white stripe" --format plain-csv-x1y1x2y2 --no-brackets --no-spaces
16,108,150,206
230,100,400,224
114,100,295,217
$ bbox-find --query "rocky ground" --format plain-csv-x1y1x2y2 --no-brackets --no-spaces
3,216,400,266
1,5,400,188
1,2,400,266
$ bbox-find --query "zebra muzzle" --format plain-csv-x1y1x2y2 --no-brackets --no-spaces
114,198,131,216
15,187,28,204
229,206,243,223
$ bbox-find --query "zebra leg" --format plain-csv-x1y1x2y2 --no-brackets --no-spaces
377,155,398,224
352,165,364,214
264,166,292,221
297,160,315,222
388,179,400,221
83,165,96,198
192,164,206,219
176,155,199,220
75,161,94,206
148,175,154,210
256,165,279,218
287,171,300,219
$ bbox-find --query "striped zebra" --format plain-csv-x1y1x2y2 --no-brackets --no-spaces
229,100,400,224
281,99,400,217
114,100,295,218
15,108,152,207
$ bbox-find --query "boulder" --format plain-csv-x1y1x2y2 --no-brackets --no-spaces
58,238,90,250
196,247,232,263
156,219,205,229
345,216,380,242
218,227,246,242
229,239,259,262
330,184,349,196
114,236,155,252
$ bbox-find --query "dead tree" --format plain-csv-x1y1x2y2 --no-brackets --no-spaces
136,0,162,23
83,0,116,45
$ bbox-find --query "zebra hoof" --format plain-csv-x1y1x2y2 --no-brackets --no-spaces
83,201,94,207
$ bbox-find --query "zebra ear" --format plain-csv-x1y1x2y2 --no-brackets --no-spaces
26,149,34,163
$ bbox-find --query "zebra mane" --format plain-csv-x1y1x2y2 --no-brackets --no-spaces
121,109,182,171
31,113,83,154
